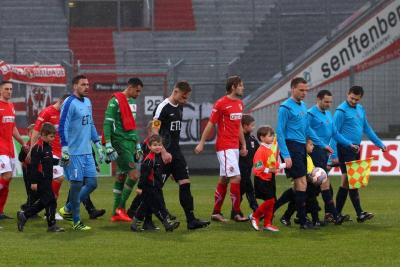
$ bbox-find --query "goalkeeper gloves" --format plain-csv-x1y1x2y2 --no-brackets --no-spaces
60,146,70,167
95,142,105,164
135,143,143,162
105,142,118,162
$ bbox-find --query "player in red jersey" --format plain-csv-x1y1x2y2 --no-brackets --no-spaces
0,81,26,219
195,76,248,222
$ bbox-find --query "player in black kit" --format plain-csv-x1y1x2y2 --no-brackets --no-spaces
152,81,210,230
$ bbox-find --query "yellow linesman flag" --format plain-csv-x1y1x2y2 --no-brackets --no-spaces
267,135,278,166
346,157,374,189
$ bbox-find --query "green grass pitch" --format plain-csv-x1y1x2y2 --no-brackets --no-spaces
1,175,400,266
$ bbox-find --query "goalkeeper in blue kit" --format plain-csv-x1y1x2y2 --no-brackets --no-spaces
58,75,105,230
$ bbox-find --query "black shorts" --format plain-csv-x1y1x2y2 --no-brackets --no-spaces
284,140,307,179
310,145,329,171
164,149,189,182
337,144,360,174
254,176,276,200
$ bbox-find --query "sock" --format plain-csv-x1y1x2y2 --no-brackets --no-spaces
213,182,227,214
335,186,349,214
230,182,241,213
0,179,11,213
79,177,97,203
274,188,295,212
179,183,195,222
119,178,137,210
349,189,363,216
321,189,338,219
51,180,62,199
83,197,96,214
68,181,83,224
295,191,307,225
263,198,275,227
253,200,268,219
112,180,124,215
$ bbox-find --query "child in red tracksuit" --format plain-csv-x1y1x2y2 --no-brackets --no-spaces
249,125,285,232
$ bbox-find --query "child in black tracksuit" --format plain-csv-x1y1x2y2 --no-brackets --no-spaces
233,115,259,218
17,123,64,232
130,134,179,232
18,124,39,211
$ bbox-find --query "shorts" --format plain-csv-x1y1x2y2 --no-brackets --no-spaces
216,149,240,177
164,150,189,182
310,145,329,171
112,140,137,174
52,156,64,179
254,176,276,200
284,140,307,179
0,155,15,175
63,154,97,182
337,144,360,174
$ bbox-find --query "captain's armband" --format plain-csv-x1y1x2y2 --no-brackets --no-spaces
152,119,161,129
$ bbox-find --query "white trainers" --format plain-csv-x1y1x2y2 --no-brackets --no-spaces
249,213,260,231
55,212,64,221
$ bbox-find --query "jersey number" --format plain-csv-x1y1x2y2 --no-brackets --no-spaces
82,115,90,125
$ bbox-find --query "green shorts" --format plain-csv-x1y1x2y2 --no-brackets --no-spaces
112,140,137,174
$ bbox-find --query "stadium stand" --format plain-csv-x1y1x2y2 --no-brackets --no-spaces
0,0,69,64
235,0,369,94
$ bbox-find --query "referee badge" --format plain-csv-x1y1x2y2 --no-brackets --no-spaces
152,119,161,129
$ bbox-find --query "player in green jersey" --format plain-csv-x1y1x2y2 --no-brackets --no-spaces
103,78,144,222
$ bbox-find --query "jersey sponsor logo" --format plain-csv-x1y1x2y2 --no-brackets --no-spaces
230,113,242,120
2,116,15,123
170,121,182,131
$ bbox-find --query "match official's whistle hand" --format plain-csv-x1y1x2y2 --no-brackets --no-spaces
324,146,334,154
31,184,37,191
194,143,204,154
350,144,360,153
284,158,292,169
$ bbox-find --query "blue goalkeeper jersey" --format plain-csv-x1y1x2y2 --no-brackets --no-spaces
59,95,100,155
307,105,352,147
277,98,326,159
330,101,384,158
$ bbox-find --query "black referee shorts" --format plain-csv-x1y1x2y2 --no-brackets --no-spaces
310,145,329,171
337,144,360,174
284,140,307,179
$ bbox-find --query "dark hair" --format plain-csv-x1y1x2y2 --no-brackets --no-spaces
174,81,191,93
348,86,364,97
241,114,255,126
72,75,87,85
256,125,275,141
128,77,143,88
290,77,307,88
317,89,332,100
226,76,242,93
40,122,56,135
0,80,12,87
148,134,162,145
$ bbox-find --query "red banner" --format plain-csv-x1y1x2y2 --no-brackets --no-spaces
0,61,66,86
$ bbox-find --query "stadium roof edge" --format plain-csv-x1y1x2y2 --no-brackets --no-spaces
244,0,388,111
